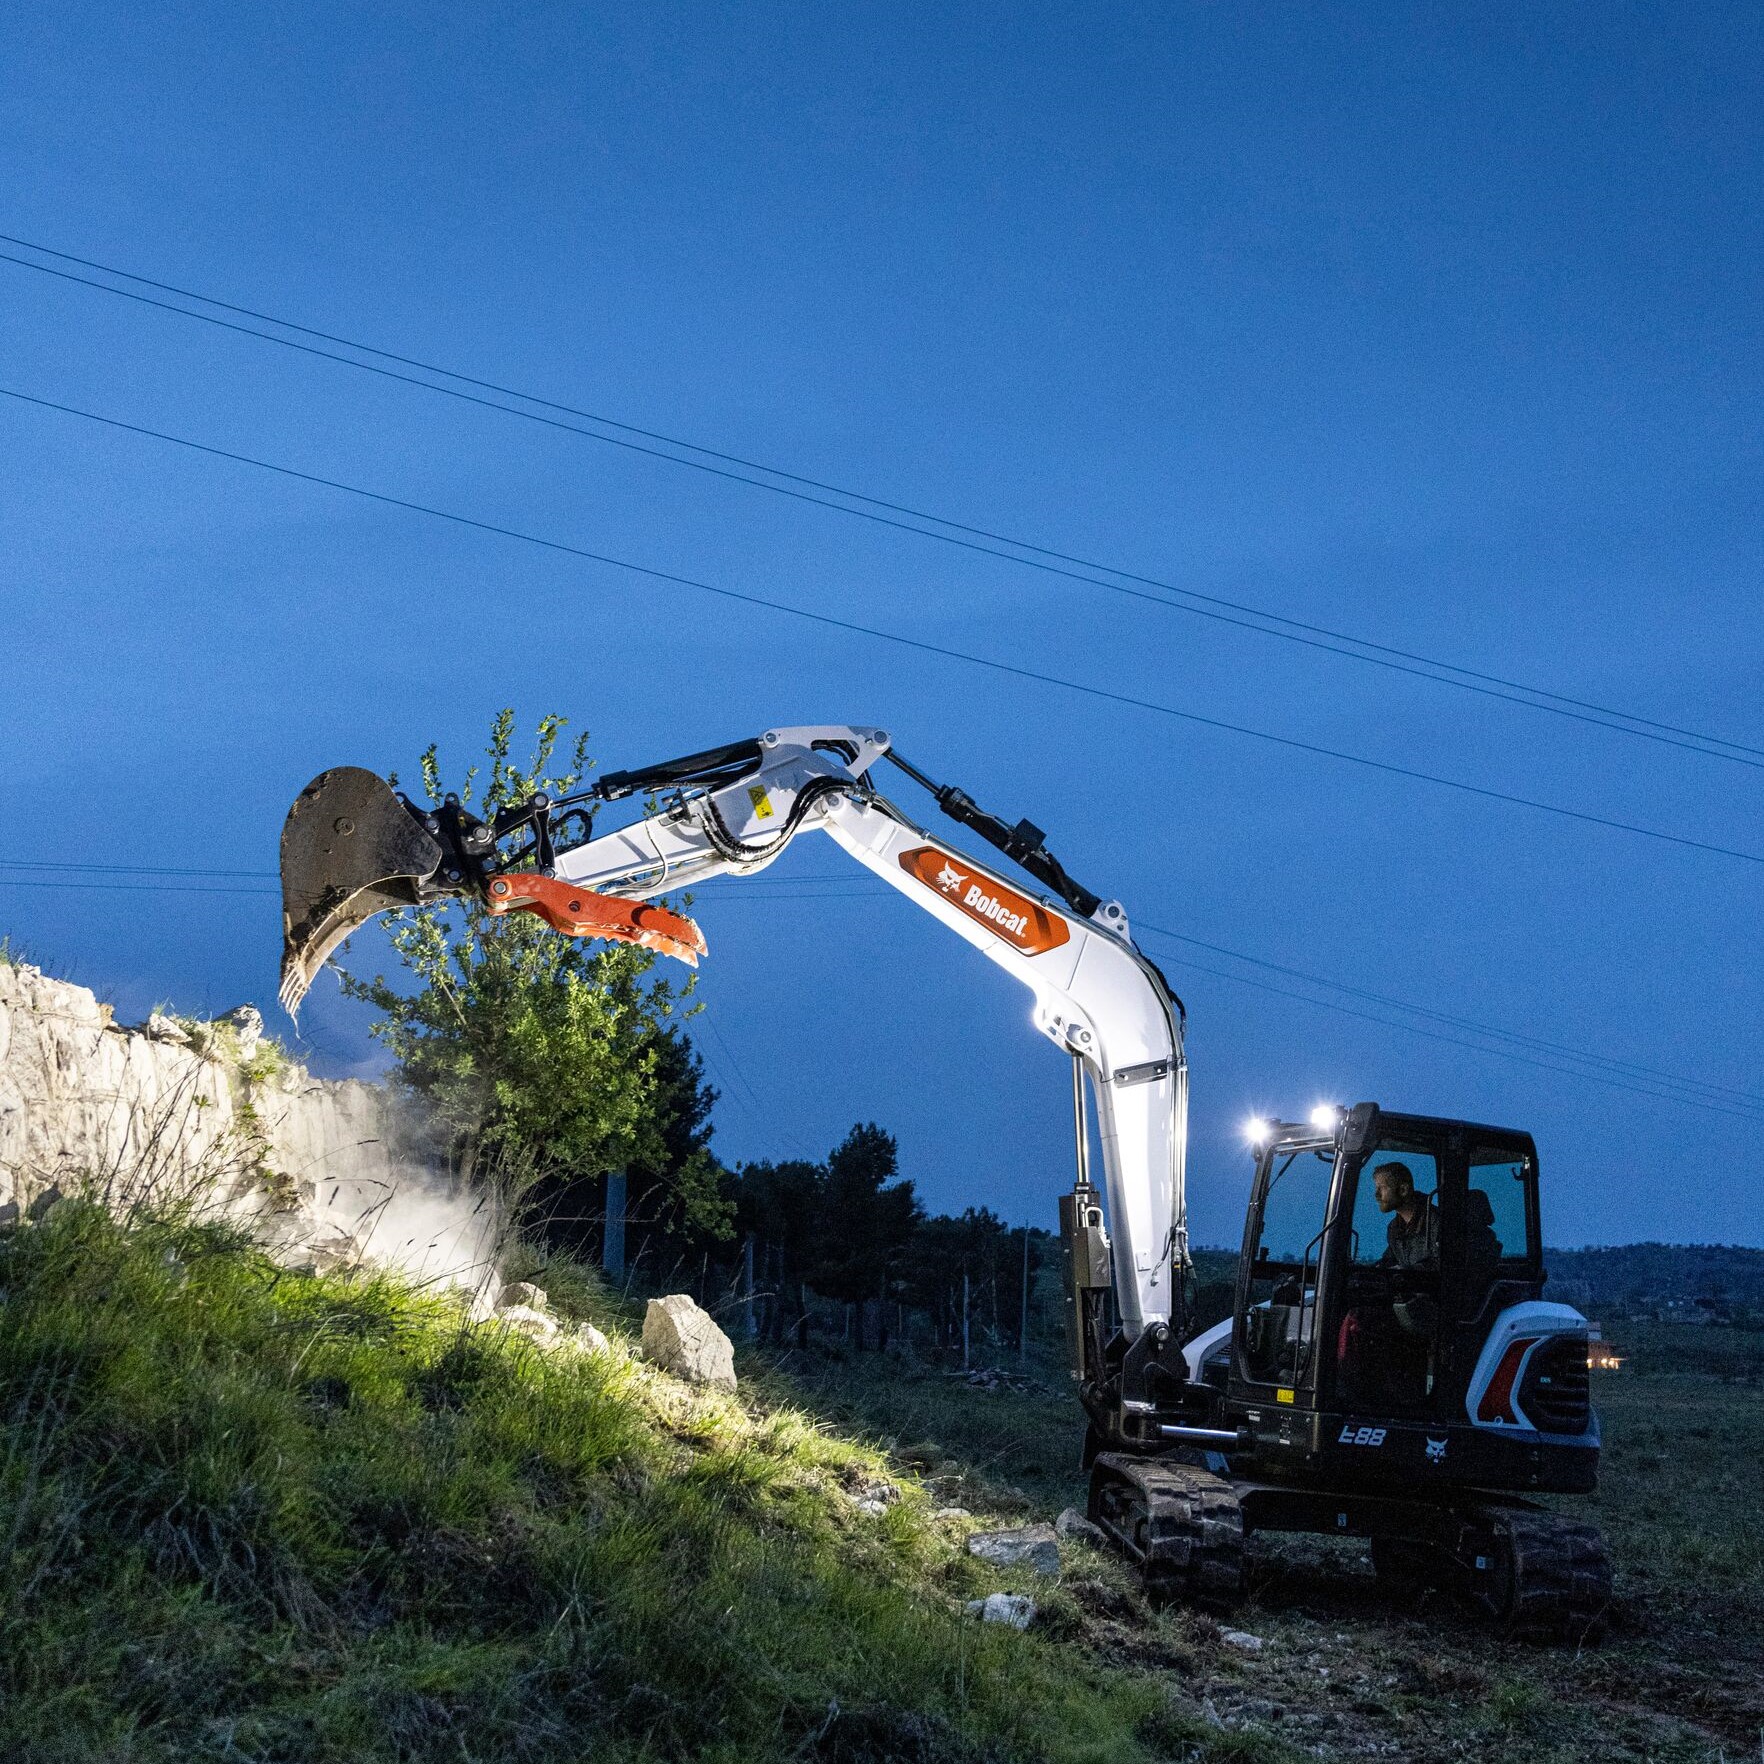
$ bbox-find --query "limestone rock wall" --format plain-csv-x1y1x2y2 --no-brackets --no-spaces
0,960,500,1296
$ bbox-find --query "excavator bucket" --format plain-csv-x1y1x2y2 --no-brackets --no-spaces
279,766,710,1020
279,767,442,1018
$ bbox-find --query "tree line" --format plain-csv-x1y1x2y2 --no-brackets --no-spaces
729,1123,1045,1356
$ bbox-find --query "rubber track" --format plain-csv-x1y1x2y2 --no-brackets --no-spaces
1092,1455,1245,1606
1483,1508,1612,1642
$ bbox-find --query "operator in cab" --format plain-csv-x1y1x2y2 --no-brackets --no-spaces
1373,1161,1438,1346
1374,1162,1438,1269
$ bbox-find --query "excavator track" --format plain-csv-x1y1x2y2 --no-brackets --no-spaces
1471,1507,1612,1643
1089,1453,1245,1607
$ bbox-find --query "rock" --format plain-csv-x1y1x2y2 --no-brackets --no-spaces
933,1506,972,1521
849,1479,900,1517
0,963,501,1298
281,1225,362,1276
571,1322,611,1355
967,1524,1061,1576
497,1304,560,1342
1055,1506,1107,1547
1201,1697,1225,1729
641,1293,737,1391
497,1281,548,1314
1221,1629,1265,1653
965,1592,1035,1629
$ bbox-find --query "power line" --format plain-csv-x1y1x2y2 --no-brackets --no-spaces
7,382,1763,872
6,858,1754,1120
0,876,276,896
5,233,1761,772
1139,937,1764,1126
0,857,879,886
0,858,279,880
1134,920,1764,1114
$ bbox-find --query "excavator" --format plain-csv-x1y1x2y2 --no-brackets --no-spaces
279,723,1611,1640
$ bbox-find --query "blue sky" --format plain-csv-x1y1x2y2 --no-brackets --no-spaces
2,2,1759,1246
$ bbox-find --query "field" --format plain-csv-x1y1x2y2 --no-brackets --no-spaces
2,1205,1759,1764
786,1324,1764,1762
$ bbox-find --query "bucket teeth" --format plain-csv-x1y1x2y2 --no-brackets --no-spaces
279,767,443,1017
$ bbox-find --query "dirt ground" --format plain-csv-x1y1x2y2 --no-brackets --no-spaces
790,1333,1764,1762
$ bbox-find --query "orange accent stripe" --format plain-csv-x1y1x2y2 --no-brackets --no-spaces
897,845,1070,956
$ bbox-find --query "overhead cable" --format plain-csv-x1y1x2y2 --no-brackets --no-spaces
3,233,1760,770
5,861,1754,1120
1137,936,1764,1126
5,383,1761,873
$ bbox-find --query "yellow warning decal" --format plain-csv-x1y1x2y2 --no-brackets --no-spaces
747,786,774,820
1276,1387,1296,1405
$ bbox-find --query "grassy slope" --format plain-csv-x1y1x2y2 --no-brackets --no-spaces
0,1207,1250,1764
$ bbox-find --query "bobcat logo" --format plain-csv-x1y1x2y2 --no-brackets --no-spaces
1425,1437,1449,1464
936,860,967,893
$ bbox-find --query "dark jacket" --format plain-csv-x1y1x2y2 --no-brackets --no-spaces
1382,1199,1439,1269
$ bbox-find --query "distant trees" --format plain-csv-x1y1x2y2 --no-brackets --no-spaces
732,1124,919,1349
732,1128,1044,1358
899,1206,1041,1357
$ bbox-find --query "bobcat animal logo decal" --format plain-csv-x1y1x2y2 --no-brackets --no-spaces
898,846,1071,956
1425,1437,1449,1465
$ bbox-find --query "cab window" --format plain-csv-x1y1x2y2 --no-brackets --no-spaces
1467,1148,1534,1265
1255,1147,1336,1264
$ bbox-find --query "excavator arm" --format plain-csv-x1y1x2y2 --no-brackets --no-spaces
279,722,1193,1414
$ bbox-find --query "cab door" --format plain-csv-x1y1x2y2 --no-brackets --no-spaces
1332,1140,1446,1415
1231,1139,1341,1409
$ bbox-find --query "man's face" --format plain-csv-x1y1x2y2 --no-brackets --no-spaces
1374,1169,1408,1213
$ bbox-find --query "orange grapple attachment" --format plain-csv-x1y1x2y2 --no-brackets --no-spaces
483,873,706,967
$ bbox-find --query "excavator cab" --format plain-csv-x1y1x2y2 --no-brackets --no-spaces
1143,1101,1613,1640
1227,1102,1598,1493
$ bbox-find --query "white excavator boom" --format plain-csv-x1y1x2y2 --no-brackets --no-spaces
279,722,1189,1335
544,724,1189,1333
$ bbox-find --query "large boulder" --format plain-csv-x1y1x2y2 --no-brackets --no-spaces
642,1293,737,1391
496,1305,559,1343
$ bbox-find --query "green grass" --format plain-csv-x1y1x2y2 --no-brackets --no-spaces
0,1206,1235,1764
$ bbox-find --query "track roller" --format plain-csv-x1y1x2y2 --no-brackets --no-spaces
1089,1453,1245,1607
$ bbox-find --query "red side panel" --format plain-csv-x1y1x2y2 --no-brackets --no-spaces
1476,1335,1540,1426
